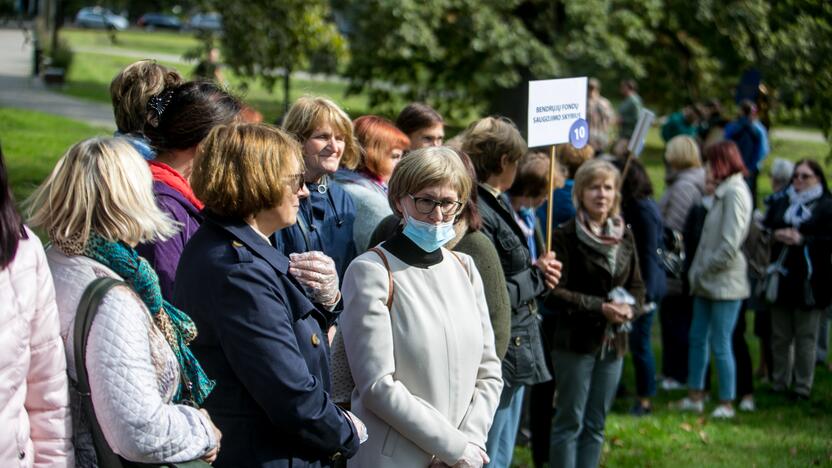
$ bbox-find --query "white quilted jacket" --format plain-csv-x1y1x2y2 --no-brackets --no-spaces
46,248,217,467
0,227,73,468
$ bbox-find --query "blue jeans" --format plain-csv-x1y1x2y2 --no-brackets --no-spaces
688,297,742,401
485,384,525,467
628,308,657,397
549,350,623,468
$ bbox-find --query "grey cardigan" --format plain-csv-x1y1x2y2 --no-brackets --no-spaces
659,167,705,233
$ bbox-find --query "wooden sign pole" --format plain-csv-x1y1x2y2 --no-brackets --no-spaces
545,144,558,254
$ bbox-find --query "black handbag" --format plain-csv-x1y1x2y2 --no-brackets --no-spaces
73,277,212,468
658,227,685,278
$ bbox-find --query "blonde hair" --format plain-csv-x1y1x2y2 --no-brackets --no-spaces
387,146,472,217
282,96,360,170
191,123,304,219
572,159,621,217
26,137,177,247
665,135,702,170
460,116,527,181
110,60,182,133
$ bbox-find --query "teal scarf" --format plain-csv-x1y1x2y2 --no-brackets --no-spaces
82,233,214,406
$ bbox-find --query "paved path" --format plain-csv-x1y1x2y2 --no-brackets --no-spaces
0,28,115,129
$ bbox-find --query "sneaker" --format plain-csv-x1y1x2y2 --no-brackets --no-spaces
660,378,685,391
671,397,704,413
739,397,756,412
711,405,736,419
629,402,652,417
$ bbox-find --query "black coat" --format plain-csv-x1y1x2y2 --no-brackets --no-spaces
622,198,667,304
477,185,551,386
174,215,360,468
763,190,832,310
544,219,646,355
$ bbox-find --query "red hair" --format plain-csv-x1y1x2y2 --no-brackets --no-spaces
705,140,748,180
353,115,410,177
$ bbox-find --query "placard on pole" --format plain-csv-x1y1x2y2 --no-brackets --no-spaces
527,77,588,252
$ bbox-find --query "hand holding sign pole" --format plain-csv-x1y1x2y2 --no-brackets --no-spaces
527,77,588,253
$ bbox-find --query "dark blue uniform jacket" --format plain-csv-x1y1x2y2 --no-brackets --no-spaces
275,180,357,284
174,214,359,468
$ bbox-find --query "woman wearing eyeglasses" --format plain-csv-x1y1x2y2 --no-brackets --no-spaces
763,158,832,400
341,147,503,468
174,123,366,467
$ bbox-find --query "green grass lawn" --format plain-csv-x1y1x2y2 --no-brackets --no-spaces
0,108,109,203
59,47,375,123
2,106,831,467
62,27,200,57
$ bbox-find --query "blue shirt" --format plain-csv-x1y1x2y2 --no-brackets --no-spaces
725,117,769,171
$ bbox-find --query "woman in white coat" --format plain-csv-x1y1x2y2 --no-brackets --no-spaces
341,147,503,468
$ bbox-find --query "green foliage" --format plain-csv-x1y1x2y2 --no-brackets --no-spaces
197,0,347,112
47,38,74,71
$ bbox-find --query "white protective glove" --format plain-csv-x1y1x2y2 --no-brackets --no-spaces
288,251,340,308
344,410,368,444
452,443,489,468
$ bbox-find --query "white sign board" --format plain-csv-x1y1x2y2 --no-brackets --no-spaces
527,77,588,147
626,108,655,157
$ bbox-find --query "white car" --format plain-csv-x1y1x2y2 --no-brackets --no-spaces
75,7,129,30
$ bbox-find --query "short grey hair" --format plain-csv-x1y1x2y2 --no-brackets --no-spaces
770,158,795,186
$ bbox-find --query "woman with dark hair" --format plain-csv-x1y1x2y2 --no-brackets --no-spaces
674,141,752,419
763,158,832,400
333,115,410,251
618,159,666,416
137,80,242,299
0,145,73,467
395,102,445,149
369,148,512,361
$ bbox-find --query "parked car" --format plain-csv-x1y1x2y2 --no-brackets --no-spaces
74,6,128,30
186,12,222,32
137,13,182,31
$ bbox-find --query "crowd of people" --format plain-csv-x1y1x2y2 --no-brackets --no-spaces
1,60,830,468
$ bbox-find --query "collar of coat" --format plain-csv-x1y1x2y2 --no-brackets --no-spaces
715,173,745,199
477,184,527,242
205,213,290,275
562,218,634,278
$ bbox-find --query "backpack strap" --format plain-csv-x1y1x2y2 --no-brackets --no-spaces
368,247,394,309
73,277,129,468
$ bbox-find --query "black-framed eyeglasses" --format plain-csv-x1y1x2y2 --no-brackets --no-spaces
793,172,815,181
283,173,305,192
409,194,463,216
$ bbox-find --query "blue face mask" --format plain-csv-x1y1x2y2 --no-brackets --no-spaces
402,207,456,253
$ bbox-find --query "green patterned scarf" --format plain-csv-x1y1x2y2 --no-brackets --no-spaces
81,233,214,406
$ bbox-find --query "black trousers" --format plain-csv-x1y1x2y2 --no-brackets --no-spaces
529,313,556,468
732,301,754,398
659,293,693,383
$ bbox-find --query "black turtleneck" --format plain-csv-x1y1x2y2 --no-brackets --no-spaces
382,231,444,269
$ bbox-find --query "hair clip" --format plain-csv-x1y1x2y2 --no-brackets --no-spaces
147,89,175,120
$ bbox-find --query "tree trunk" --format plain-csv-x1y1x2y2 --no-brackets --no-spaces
283,66,292,116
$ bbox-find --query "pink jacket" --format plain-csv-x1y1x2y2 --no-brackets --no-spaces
0,227,73,468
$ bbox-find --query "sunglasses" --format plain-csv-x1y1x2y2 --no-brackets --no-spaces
283,173,305,192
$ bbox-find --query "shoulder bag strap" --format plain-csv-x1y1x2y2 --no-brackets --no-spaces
368,247,394,309
448,250,469,276
73,277,129,468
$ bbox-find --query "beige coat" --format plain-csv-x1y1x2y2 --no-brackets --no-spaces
688,173,753,300
341,247,503,468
